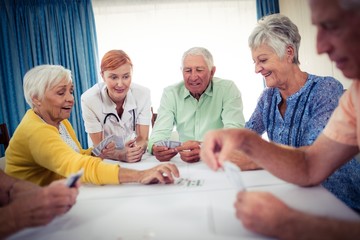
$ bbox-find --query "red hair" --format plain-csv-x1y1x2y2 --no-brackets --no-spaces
100,50,133,73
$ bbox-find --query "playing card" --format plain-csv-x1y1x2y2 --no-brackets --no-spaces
92,135,118,156
125,132,137,143
175,178,204,187
154,140,181,148
169,140,181,148
223,161,246,191
113,135,125,149
154,140,165,147
66,169,83,187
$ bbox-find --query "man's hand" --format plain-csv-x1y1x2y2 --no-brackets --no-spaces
234,191,292,238
7,180,79,230
152,145,178,162
176,140,201,163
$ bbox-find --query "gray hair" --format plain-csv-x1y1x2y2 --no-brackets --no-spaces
248,14,301,65
181,47,214,70
23,65,72,108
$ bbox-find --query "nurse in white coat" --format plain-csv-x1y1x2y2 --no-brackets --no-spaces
81,50,151,162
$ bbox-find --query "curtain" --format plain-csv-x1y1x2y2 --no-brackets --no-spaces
0,0,98,156
256,0,280,19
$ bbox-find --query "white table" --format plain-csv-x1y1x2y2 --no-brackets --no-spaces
9,154,360,240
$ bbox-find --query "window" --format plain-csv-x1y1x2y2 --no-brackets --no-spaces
92,0,264,120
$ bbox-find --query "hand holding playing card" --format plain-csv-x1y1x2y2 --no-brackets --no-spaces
154,140,181,148
92,135,118,156
175,140,201,163
152,140,181,162
98,141,117,159
123,137,143,163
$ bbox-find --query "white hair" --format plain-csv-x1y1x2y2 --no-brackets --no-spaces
23,65,72,108
181,47,214,71
248,14,301,64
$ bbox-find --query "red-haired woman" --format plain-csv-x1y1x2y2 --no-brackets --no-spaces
81,50,151,162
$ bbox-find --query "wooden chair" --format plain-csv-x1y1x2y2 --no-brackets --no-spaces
151,107,158,127
0,123,10,151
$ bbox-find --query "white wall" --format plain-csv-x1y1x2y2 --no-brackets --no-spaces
279,0,352,88
92,0,351,125
92,0,263,121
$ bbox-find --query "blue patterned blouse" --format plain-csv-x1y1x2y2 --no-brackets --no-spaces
246,74,360,212
246,74,343,147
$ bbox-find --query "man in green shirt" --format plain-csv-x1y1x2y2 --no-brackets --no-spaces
148,47,245,163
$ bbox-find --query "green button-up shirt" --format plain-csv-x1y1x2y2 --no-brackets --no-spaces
148,77,245,153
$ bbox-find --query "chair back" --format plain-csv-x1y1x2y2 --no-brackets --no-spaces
0,123,10,150
151,107,158,128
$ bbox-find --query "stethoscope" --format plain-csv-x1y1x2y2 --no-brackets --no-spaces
98,82,136,132
103,110,136,131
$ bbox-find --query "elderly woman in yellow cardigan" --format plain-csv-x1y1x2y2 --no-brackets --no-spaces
5,65,179,186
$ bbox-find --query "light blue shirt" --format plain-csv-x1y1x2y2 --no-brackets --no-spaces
148,77,245,153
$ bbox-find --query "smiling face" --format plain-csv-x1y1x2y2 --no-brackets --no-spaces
182,55,215,99
310,0,360,79
252,44,293,88
102,63,132,104
33,78,74,127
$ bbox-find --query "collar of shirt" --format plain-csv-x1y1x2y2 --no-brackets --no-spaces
181,79,214,100
100,83,137,121
275,74,318,103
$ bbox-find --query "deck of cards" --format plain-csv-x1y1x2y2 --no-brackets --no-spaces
154,140,182,148
223,161,246,192
92,133,138,156
92,134,125,156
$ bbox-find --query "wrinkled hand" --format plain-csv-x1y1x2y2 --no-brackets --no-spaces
152,145,177,162
8,180,79,229
9,180,39,202
228,150,261,171
200,129,257,171
139,163,180,184
175,140,201,163
234,191,292,237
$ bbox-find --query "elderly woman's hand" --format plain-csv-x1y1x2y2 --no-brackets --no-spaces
139,163,180,184
118,163,180,184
